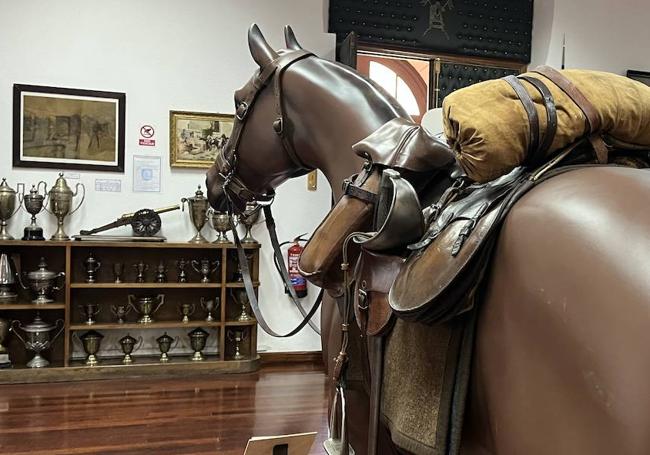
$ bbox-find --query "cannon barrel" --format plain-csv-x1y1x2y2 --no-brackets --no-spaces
121,204,180,219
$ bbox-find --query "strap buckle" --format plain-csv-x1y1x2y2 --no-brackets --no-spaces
236,102,249,120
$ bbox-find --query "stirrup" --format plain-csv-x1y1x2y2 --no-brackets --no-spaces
324,385,355,455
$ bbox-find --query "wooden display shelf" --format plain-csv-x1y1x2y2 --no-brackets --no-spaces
0,303,66,310
225,320,258,326
69,321,222,330
70,282,221,289
226,282,260,288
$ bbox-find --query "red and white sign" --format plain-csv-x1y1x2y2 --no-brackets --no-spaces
139,124,156,146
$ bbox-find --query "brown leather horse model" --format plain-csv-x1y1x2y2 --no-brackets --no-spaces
207,25,650,455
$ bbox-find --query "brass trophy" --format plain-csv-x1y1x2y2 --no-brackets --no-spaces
154,260,167,283
11,313,64,368
227,328,248,361
176,259,189,283
110,304,131,323
132,261,149,283
79,303,101,325
22,182,47,241
200,297,219,322
208,209,233,244
239,202,261,244
45,173,85,241
188,327,209,361
77,330,103,366
21,257,65,304
181,186,209,243
179,303,196,323
156,332,178,362
128,294,165,323
0,253,18,302
113,263,125,284
0,178,24,241
233,251,254,282
0,318,11,367
191,258,219,283
117,334,142,364
233,289,253,322
83,252,101,283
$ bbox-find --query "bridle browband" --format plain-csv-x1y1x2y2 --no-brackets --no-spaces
215,49,322,337
217,49,315,213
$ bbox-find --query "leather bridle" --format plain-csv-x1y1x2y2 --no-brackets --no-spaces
214,49,323,337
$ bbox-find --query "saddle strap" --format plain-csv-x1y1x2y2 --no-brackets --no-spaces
533,65,609,164
519,75,558,167
504,75,540,160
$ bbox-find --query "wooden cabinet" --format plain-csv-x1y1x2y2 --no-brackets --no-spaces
0,240,260,383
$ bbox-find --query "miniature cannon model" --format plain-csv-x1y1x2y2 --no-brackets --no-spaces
79,205,180,237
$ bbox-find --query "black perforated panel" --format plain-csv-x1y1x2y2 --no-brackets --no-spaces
329,0,533,63
435,61,519,106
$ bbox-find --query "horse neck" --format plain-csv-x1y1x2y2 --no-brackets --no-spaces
285,59,406,199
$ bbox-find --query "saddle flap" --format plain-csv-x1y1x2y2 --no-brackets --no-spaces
354,250,403,337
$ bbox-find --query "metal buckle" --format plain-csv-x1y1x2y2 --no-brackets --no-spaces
236,102,249,120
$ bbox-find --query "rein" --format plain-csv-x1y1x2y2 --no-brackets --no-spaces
216,50,323,337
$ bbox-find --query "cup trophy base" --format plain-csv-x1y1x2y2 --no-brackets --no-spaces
85,320,95,325
237,312,253,322
191,351,204,361
182,316,190,323
212,235,231,244
188,232,208,244
51,232,71,241
0,288,18,302
138,316,154,324
0,353,10,368
159,354,170,363
122,355,133,365
241,237,259,245
0,233,14,241
23,226,44,241
233,352,245,361
85,355,98,366
205,315,215,322
27,354,49,368
33,296,55,305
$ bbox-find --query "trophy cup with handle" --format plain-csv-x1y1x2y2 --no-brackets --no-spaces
156,332,179,362
111,303,131,323
227,328,248,361
208,209,234,244
191,258,219,283
188,327,209,361
44,173,85,241
0,253,18,302
178,303,196,323
233,289,253,322
118,334,143,364
11,313,64,368
0,179,24,240
128,294,165,324
22,182,47,241
79,303,101,325
75,330,104,366
0,318,11,367
181,186,209,243
200,297,220,322
83,253,102,283
239,202,260,245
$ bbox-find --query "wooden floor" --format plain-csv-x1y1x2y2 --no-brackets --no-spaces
0,363,330,454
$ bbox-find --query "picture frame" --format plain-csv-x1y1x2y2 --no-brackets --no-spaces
169,110,234,169
13,84,126,172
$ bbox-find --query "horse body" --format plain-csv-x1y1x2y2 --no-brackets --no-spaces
206,25,650,454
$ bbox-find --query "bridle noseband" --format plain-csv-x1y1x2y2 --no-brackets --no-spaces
217,49,315,214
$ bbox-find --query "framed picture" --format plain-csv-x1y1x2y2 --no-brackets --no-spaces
169,110,234,168
13,84,125,172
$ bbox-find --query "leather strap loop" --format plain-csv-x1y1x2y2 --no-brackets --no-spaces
342,179,378,204
504,75,540,159
519,75,558,167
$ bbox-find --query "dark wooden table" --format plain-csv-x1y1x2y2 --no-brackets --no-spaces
0,362,329,454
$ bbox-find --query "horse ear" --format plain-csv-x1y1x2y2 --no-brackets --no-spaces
248,23,278,67
284,25,303,50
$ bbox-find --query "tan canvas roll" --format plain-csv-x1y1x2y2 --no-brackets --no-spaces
443,69,650,183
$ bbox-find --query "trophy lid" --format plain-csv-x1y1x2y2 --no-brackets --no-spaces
26,184,44,200
50,173,73,196
119,334,137,345
21,312,57,333
156,331,173,343
188,327,209,338
26,257,58,281
188,185,206,202
0,178,16,196
80,330,104,341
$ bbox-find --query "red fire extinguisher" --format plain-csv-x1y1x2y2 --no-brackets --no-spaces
287,239,308,298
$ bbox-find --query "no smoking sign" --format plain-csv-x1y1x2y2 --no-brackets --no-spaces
139,124,156,146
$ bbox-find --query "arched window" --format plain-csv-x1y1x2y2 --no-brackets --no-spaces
368,61,421,117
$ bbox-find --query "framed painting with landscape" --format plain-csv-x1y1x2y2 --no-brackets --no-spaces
13,84,126,172
169,110,234,169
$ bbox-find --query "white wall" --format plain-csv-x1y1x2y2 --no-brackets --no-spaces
0,0,334,352
532,0,650,74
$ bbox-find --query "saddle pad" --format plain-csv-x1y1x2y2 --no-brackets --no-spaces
353,250,403,337
389,168,528,323
444,68,650,182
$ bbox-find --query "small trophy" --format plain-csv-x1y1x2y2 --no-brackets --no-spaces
83,252,101,283
233,289,253,322
227,328,248,361
0,179,24,241
239,202,260,245
156,332,178,363
209,209,233,244
188,327,209,361
233,251,254,282
200,297,220,322
132,261,149,283
79,303,101,325
22,182,47,241
191,258,219,283
44,173,85,241
118,334,142,364
177,259,189,283
113,263,125,284
21,258,65,304
181,186,209,243
128,294,165,324
77,330,103,366
0,318,11,367
110,304,131,323
154,260,167,283
179,303,196,323
11,313,64,368
0,253,18,302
